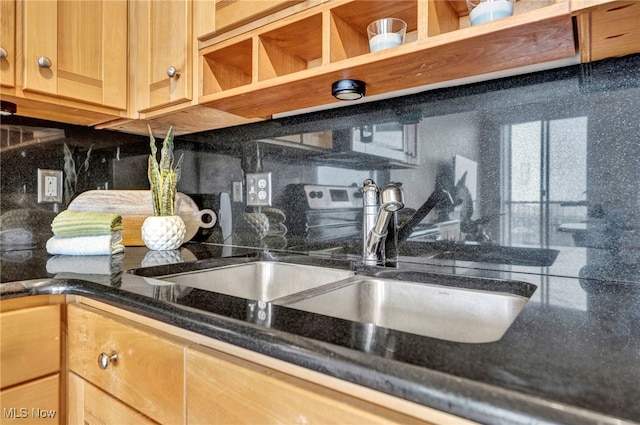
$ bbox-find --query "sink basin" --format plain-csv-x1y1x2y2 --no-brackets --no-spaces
279,275,535,343
151,261,354,302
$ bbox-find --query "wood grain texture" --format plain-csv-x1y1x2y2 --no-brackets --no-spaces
200,3,576,118
67,303,186,425
0,374,60,425
186,345,473,425
23,0,127,110
0,295,65,313
131,0,193,114
94,105,262,136
0,305,60,388
0,0,16,88
215,0,304,34
68,372,158,425
76,297,479,425
588,1,640,61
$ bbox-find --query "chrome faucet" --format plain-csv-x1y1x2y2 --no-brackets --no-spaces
362,180,404,265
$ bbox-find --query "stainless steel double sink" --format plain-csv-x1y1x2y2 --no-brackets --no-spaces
139,260,536,344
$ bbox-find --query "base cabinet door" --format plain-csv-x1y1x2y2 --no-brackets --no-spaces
0,304,60,388
67,303,186,425
0,374,59,425
67,372,158,425
186,346,433,425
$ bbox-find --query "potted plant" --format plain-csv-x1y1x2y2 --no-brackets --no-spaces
140,126,187,250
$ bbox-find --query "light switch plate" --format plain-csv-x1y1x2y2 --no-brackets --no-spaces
37,169,64,203
246,172,272,207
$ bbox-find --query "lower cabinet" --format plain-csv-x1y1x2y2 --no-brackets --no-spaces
67,372,158,425
0,374,59,425
0,296,62,425
186,345,430,425
64,299,474,425
66,303,186,425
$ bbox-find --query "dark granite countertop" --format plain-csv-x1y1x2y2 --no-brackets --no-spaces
1,242,639,425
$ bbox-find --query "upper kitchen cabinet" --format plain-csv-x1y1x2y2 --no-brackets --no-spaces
198,0,577,119
96,0,263,136
574,1,640,62
0,0,16,89
0,0,128,125
203,0,306,39
22,0,127,111
130,0,192,114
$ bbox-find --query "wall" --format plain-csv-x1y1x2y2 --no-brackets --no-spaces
1,54,638,287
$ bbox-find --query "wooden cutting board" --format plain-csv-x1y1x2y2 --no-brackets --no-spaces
68,190,217,246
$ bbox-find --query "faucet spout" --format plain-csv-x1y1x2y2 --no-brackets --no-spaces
362,181,404,265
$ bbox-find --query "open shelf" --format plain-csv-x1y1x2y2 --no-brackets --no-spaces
329,1,419,61
429,0,557,35
199,0,575,118
258,14,323,81
202,39,253,93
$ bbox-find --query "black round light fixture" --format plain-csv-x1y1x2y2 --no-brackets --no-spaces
331,79,366,101
0,100,17,116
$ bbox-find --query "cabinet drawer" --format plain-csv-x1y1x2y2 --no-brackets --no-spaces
67,303,186,425
68,372,158,425
0,305,60,388
186,346,435,425
0,374,59,425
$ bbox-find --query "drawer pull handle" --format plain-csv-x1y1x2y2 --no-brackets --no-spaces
167,66,180,78
98,352,118,369
37,56,52,68
0,47,7,59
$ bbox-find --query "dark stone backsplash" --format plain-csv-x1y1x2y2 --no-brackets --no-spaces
1,54,639,286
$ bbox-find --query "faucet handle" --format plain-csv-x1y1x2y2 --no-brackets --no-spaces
362,179,379,206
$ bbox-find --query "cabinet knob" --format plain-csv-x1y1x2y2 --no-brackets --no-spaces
97,352,118,369
167,66,180,78
0,47,7,59
37,56,52,68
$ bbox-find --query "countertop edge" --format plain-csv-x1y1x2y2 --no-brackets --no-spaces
1,279,635,425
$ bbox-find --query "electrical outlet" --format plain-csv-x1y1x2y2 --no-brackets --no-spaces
37,169,63,203
246,172,272,207
232,181,243,203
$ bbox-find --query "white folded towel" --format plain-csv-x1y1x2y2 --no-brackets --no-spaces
46,232,124,256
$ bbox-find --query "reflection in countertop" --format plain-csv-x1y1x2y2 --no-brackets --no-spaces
1,242,640,424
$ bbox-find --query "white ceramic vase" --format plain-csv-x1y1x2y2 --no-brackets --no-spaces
141,215,186,251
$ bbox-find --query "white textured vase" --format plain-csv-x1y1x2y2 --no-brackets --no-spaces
141,215,186,251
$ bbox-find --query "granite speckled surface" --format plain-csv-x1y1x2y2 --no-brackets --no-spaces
2,53,640,424
2,243,639,425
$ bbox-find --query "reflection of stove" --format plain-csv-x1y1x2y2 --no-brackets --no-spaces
283,184,363,243
407,220,461,242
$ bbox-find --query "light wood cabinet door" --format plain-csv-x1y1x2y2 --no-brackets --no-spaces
22,0,127,110
0,304,60,388
0,374,59,425
68,372,159,425
0,0,16,88
67,303,186,425
214,0,303,35
186,345,436,425
132,0,192,113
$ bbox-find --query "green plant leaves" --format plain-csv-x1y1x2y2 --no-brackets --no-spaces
147,126,182,216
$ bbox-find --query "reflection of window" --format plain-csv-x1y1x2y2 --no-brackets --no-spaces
501,117,588,247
